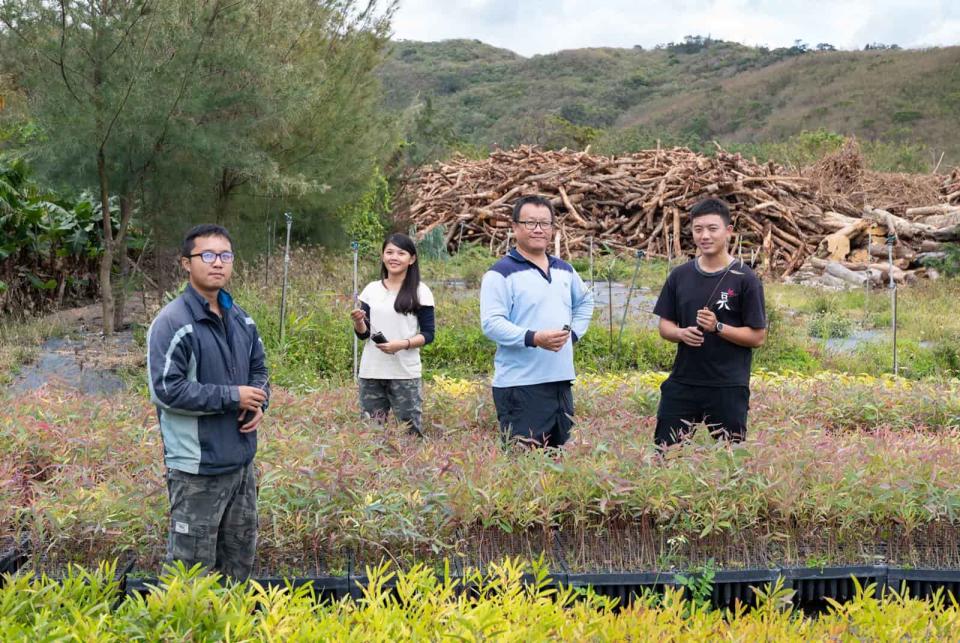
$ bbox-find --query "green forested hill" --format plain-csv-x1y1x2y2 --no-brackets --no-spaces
380,38,960,167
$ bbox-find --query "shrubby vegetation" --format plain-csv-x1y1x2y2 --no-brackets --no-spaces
380,39,960,169
3,370,960,576
0,158,140,315
222,247,960,388
5,561,960,640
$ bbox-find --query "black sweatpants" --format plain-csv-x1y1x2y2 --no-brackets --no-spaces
492,381,574,448
654,379,750,448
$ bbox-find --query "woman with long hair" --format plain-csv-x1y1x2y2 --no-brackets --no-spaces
350,233,435,436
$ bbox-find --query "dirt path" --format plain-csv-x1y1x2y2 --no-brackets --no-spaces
7,295,157,395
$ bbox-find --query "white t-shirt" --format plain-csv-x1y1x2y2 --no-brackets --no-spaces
358,280,435,379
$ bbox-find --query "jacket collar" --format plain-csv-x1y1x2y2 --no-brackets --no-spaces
183,283,234,321
507,247,559,282
507,247,559,267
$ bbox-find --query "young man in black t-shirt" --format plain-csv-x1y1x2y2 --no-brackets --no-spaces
652,198,767,448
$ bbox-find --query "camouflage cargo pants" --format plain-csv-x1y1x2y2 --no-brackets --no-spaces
165,461,258,580
359,377,423,435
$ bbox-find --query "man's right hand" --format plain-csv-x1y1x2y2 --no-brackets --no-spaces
238,385,267,411
534,329,570,352
676,326,704,347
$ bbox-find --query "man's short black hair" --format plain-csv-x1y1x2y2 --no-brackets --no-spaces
689,198,732,226
511,195,556,223
182,224,233,257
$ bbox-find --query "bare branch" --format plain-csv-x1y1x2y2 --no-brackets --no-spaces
134,0,228,178
99,0,159,149
104,0,153,62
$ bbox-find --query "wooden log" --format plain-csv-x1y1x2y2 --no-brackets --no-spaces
862,206,935,240
868,262,907,283
905,204,960,217
918,211,960,228
916,251,947,264
867,244,915,262
818,219,870,261
932,224,960,242
808,257,870,285
825,261,870,286
820,211,863,232
558,184,597,229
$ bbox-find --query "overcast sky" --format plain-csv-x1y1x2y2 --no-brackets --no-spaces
391,0,960,57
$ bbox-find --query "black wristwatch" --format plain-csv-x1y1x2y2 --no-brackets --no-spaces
715,322,725,334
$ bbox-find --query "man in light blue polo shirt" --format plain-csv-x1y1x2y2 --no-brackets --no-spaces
480,195,595,447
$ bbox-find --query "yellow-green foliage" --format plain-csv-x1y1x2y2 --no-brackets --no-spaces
3,560,960,640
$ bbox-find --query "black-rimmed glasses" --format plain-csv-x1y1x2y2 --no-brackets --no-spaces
517,220,554,231
187,251,235,264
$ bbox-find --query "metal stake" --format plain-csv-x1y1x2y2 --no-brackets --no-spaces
279,212,293,345
887,233,898,376
265,217,274,287
617,250,645,350
607,263,614,354
352,240,360,381
589,236,595,292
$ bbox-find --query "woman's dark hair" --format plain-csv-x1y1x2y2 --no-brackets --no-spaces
381,233,421,314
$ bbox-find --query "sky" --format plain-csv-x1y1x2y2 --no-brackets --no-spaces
391,0,960,57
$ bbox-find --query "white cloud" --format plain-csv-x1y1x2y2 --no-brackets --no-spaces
391,0,960,55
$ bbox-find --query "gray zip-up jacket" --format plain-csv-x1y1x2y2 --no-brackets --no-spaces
146,284,270,475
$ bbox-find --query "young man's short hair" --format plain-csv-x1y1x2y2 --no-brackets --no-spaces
511,195,556,223
689,198,732,226
182,224,233,257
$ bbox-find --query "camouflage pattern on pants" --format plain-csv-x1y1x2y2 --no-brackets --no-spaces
165,462,258,580
359,377,423,435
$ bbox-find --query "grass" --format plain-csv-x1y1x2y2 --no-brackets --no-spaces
8,245,956,386
0,316,67,385
226,246,960,387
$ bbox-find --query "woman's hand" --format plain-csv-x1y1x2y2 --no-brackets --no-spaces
376,340,408,354
350,308,367,331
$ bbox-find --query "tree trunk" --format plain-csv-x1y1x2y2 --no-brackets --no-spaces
113,191,134,330
97,149,115,335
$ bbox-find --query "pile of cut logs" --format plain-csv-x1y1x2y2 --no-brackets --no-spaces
402,145,959,285
943,168,960,205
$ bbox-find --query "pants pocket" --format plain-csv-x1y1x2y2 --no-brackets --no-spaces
166,516,213,570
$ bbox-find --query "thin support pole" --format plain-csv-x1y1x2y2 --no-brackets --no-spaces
607,267,614,354
617,250,645,350
265,217,275,287
887,234,898,376
352,240,360,381
589,236,595,291
279,212,293,346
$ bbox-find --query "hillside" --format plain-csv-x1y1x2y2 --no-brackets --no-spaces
380,39,960,167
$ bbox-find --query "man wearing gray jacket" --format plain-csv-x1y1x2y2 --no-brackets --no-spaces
147,224,270,580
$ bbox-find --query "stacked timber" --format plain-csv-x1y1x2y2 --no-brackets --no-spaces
402,144,959,285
